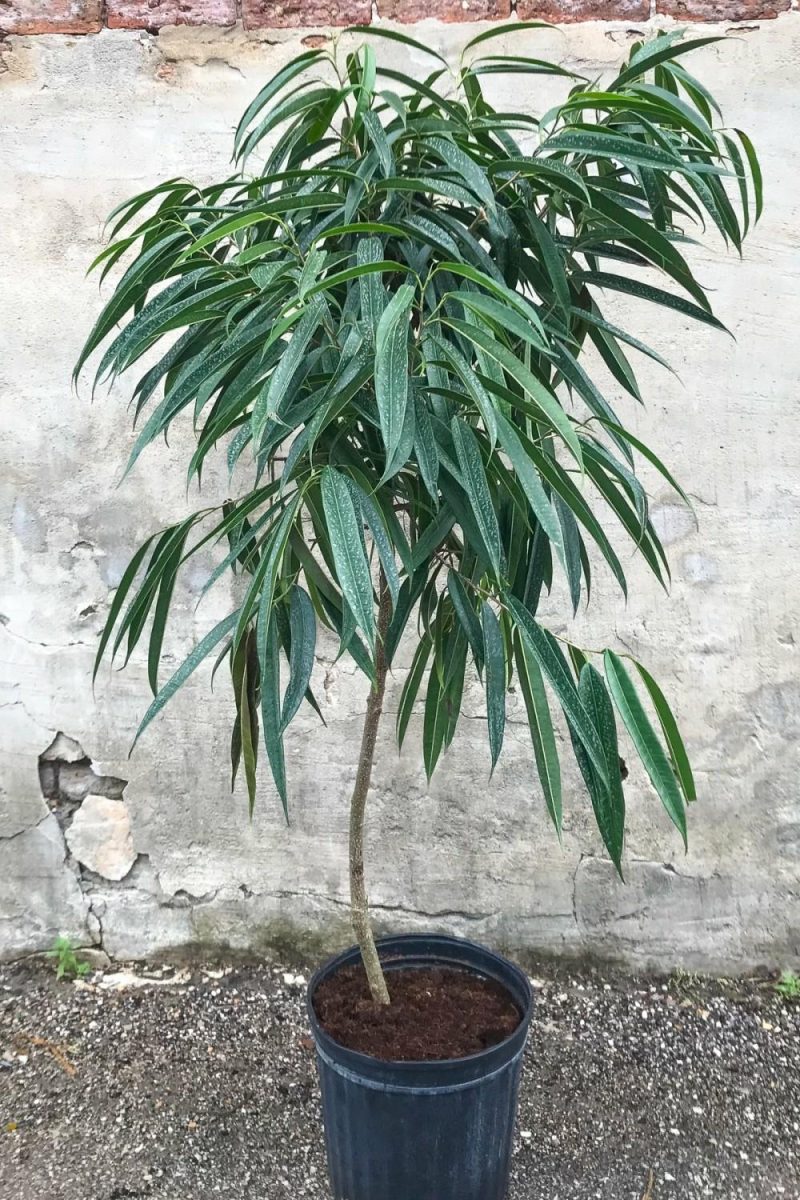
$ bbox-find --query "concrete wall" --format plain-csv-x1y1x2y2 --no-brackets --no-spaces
1,15,798,972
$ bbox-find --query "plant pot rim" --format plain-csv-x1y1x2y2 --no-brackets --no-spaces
306,932,533,1073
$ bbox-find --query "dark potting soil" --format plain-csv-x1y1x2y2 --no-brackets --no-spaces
313,964,521,1060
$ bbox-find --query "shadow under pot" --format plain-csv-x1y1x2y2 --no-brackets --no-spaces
306,933,534,1200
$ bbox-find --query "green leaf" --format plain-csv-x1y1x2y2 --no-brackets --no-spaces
357,236,387,331
132,610,240,750
635,662,696,804
93,533,158,682
555,495,582,615
506,595,609,790
543,129,684,172
443,317,582,465
234,49,325,157
580,271,727,332
375,282,415,470
604,650,687,847
280,585,317,732
252,297,326,441
347,25,447,64
441,630,468,751
413,395,440,503
320,467,375,653
527,213,571,316
146,533,187,695
258,609,288,816
344,475,401,611
494,411,564,557
397,637,431,749
462,21,553,53
614,36,723,89
449,290,548,353
595,417,692,508
577,663,625,874
427,136,495,213
450,417,503,579
435,261,546,337
514,633,562,838
481,602,506,774
239,635,259,817
423,664,446,781
447,571,483,671
434,336,498,447
304,260,410,301
178,212,272,259
233,495,300,659
736,128,763,222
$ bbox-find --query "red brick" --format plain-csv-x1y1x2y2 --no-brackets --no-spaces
241,0,371,27
517,0,649,19
377,0,511,20
107,0,237,28
656,0,789,17
0,0,102,34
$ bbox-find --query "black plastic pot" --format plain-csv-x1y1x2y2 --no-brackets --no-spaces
306,933,533,1200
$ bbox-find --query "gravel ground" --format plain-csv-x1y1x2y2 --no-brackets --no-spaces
1,956,797,1200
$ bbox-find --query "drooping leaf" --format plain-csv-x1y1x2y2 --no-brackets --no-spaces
397,637,431,749
635,662,697,805
451,417,503,579
577,663,625,874
514,633,562,838
258,608,288,816
239,633,260,817
281,585,317,732
507,595,609,790
132,610,240,750
375,282,415,471
604,651,687,846
481,602,506,774
447,570,484,672
320,467,376,653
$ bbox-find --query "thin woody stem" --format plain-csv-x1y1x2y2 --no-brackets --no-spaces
349,572,392,1006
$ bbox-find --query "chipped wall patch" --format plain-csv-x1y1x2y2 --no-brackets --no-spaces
38,732,127,829
65,795,136,882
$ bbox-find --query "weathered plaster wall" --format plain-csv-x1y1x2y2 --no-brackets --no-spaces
1,16,798,971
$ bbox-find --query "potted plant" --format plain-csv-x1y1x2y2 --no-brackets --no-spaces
76,23,760,1200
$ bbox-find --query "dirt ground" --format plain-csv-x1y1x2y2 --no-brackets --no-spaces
1,956,798,1200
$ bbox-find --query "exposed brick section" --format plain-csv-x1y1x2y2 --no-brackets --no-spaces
0,0,102,34
107,0,237,29
517,0,649,20
0,0,789,39
656,0,790,17
241,0,370,27
377,0,511,20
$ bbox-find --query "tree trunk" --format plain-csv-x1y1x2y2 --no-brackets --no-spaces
349,575,392,1006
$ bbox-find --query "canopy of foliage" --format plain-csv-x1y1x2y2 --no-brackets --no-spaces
77,25,761,873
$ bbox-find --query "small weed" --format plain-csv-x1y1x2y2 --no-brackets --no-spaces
775,970,800,1002
668,968,702,999
47,936,90,981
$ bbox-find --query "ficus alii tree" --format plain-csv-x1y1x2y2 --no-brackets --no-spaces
77,25,761,1003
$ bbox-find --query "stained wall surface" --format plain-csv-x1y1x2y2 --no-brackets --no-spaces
1,12,798,970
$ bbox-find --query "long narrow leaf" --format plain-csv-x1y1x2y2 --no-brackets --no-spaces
604,650,687,846
481,602,506,774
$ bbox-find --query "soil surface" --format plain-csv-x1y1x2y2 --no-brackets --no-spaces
1,957,798,1200
313,964,521,1059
